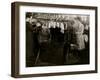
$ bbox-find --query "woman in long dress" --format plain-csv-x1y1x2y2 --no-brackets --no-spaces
72,17,85,63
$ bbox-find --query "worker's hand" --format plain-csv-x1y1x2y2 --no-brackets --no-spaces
70,44,77,50
84,34,88,42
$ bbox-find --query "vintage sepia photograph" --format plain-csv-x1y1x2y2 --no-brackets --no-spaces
26,12,90,67
11,2,97,78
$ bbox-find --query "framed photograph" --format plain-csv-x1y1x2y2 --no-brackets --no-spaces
11,2,97,78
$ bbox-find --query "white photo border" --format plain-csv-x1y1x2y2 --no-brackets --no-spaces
19,5,96,75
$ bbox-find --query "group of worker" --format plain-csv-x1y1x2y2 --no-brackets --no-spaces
26,15,89,65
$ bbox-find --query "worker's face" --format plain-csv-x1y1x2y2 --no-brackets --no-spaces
36,22,41,27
